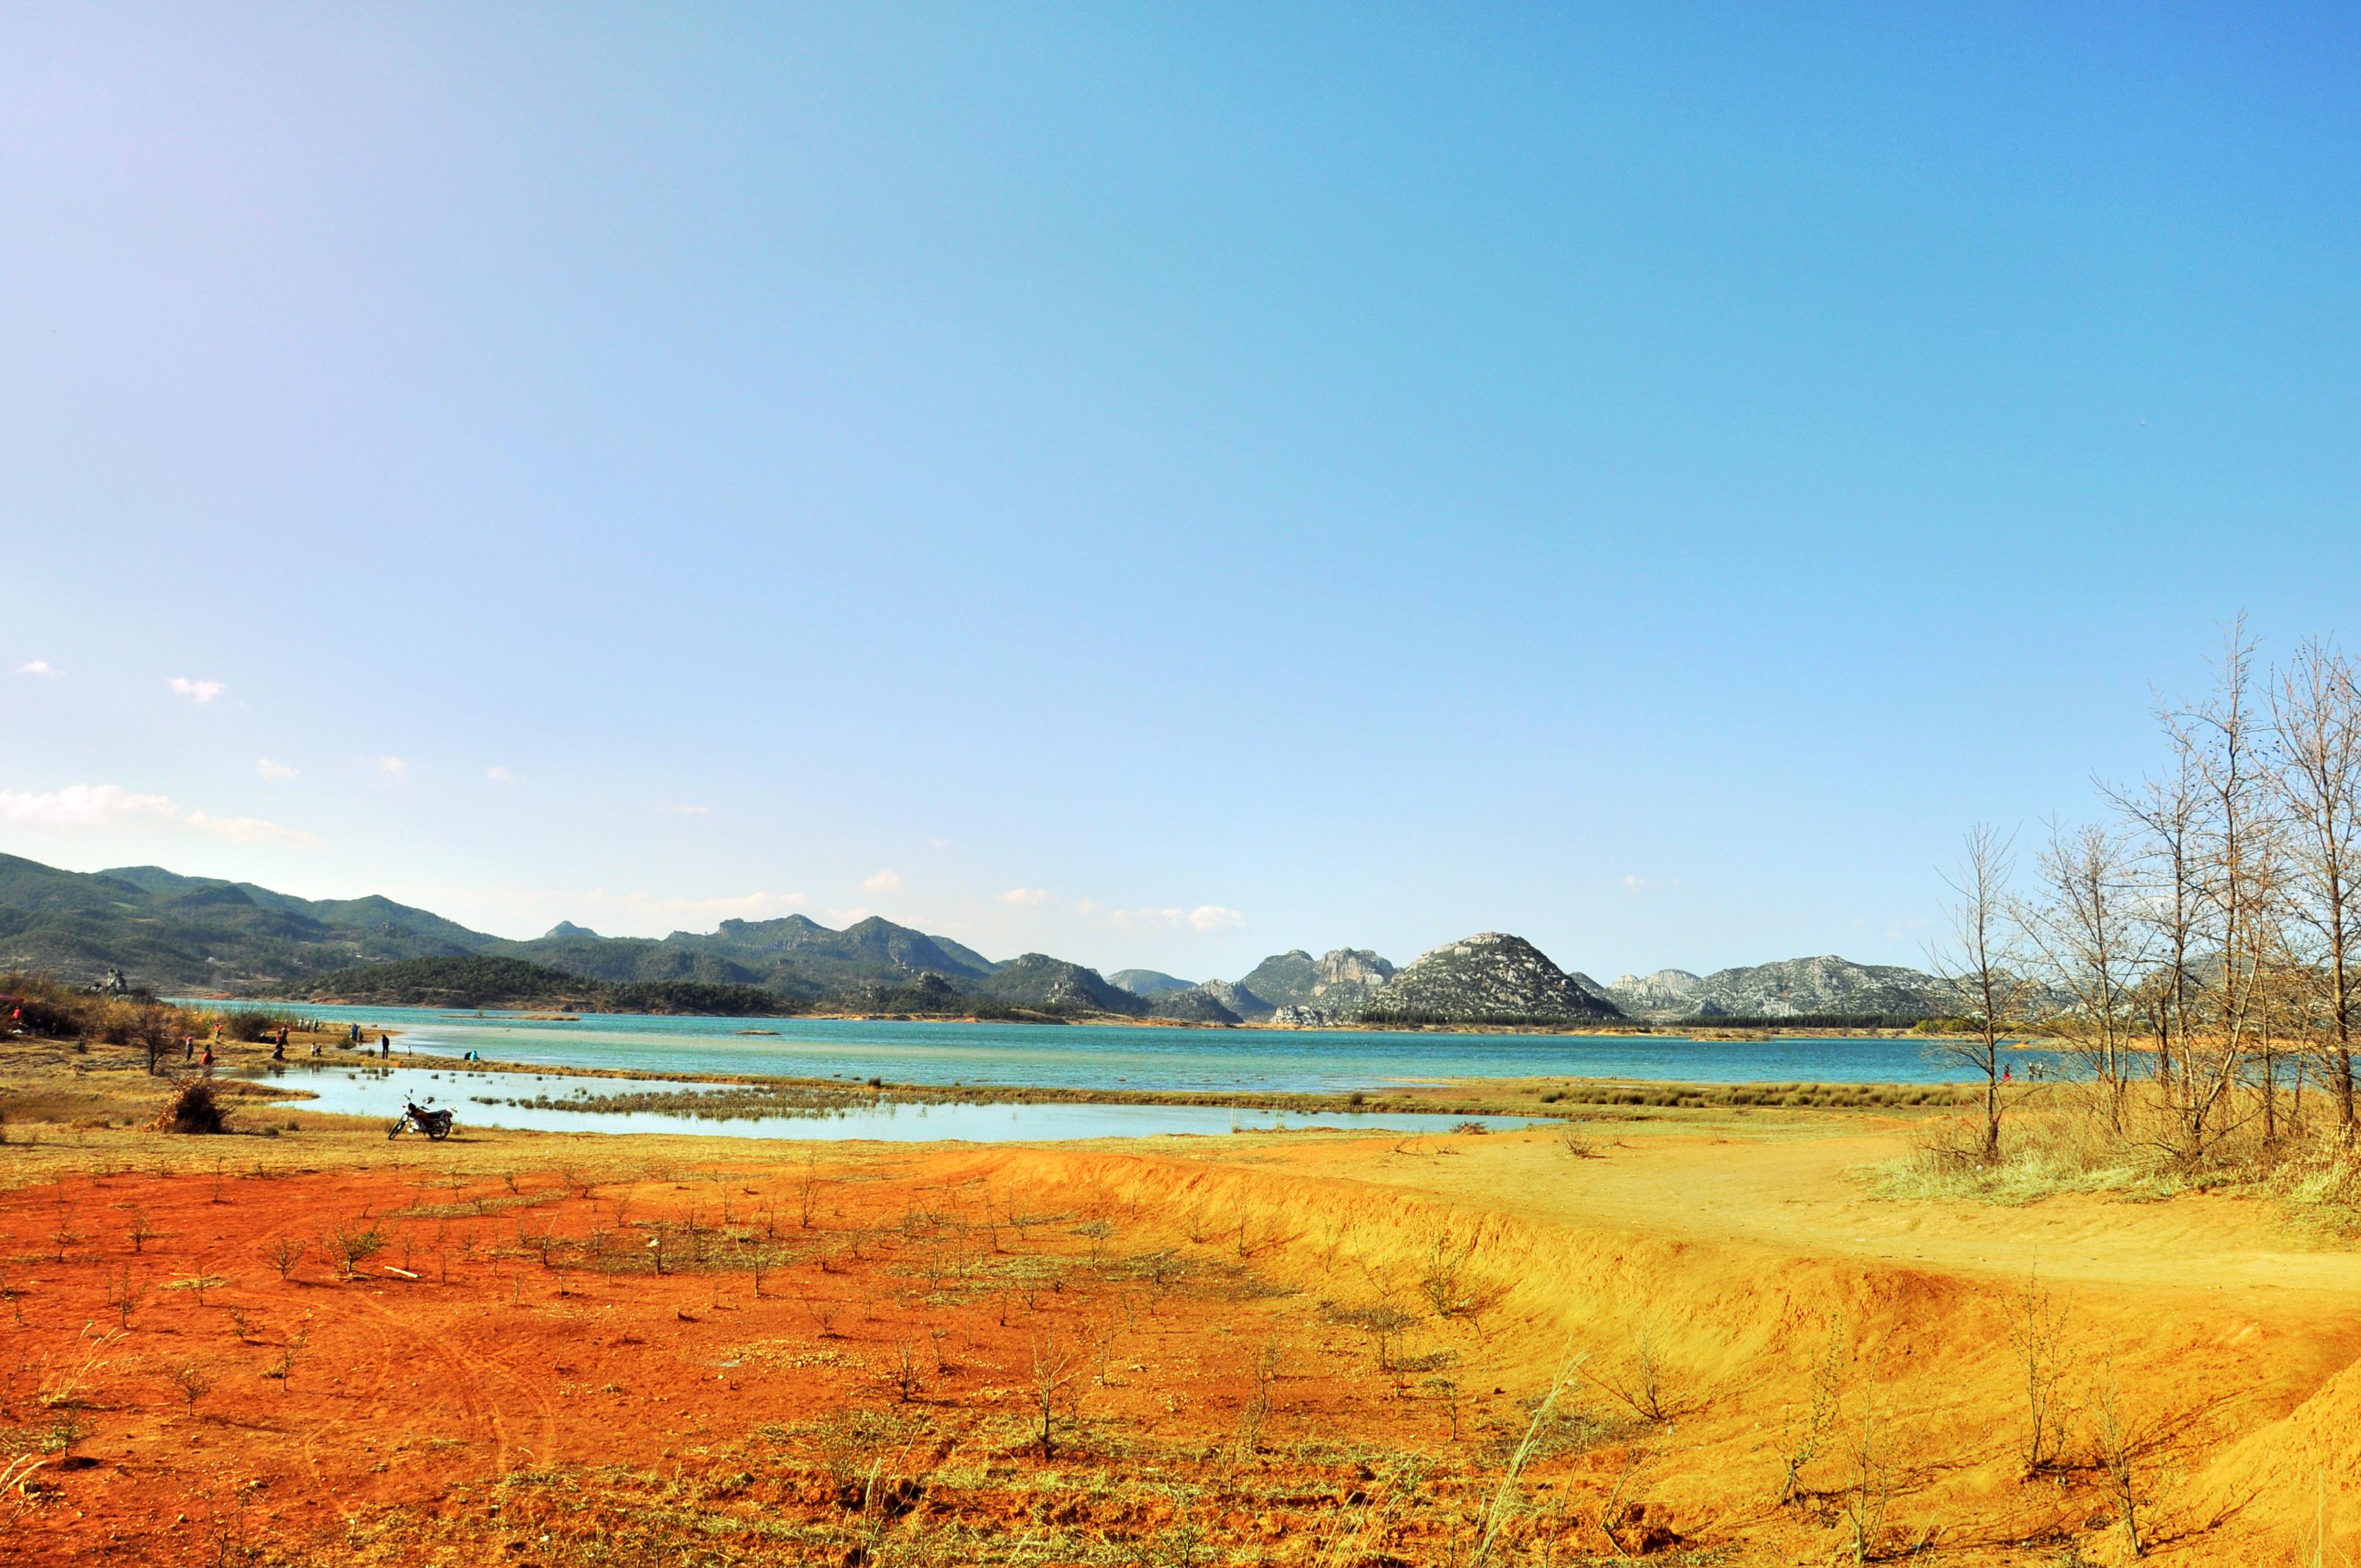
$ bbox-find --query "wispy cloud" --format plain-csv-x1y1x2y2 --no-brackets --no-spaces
0,783,319,846
655,801,710,816
487,766,518,785
925,837,952,849
1621,874,1650,890
377,756,407,778
1087,903,1247,934
14,659,55,678
256,758,297,780
580,888,805,925
167,677,225,704
862,868,903,893
998,887,1050,906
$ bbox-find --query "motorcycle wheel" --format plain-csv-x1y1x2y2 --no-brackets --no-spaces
387,1119,405,1141
428,1122,451,1141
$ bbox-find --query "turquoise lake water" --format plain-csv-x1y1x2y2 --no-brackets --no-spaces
245,1003,2033,1093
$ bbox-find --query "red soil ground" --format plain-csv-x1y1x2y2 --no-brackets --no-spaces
1,1119,2357,1564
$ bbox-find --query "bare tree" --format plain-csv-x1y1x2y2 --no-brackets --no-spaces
2166,621,2277,1159
1929,824,2031,1160
2111,751,2205,1100
2272,638,2361,1141
2025,818,2146,1129
1029,1331,1081,1461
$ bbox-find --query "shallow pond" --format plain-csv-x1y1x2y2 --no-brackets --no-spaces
244,1063,1546,1143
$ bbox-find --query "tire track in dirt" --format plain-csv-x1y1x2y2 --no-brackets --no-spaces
344,1291,529,1479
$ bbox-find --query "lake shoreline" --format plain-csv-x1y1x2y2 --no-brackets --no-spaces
282,1048,1990,1117
200,994,1977,1039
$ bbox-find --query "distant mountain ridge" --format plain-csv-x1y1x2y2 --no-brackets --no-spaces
1107,969,1197,999
491,914,1000,998
4,851,1968,1026
969,954,1148,1016
1604,956,1959,1020
1236,949,1393,1018
0,853,1020,1005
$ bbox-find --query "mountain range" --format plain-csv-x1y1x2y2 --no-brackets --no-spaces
1598,956,1962,1021
0,850,1965,1026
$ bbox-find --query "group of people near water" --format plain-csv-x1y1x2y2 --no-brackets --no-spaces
226,1019,397,1065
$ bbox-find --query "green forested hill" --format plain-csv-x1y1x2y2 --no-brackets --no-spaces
0,852,1071,1011
491,914,997,995
300,956,797,1015
0,854,484,992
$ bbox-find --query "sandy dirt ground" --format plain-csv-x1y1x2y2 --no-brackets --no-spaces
0,1058,2355,1565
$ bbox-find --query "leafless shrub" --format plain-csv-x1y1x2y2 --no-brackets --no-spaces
2010,1266,2075,1474
264,1326,308,1392
1031,1331,1082,1460
2090,1355,2145,1558
798,1155,822,1229
1416,1228,1474,1318
1584,1318,1678,1423
169,1360,214,1416
327,1219,386,1280
1326,1302,1416,1371
1777,1315,1849,1505
265,1235,307,1282
105,1265,148,1329
1840,1352,1892,1564
1239,1339,1281,1453
165,1272,223,1305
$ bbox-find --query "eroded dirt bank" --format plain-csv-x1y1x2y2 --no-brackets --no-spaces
1,1110,2356,1564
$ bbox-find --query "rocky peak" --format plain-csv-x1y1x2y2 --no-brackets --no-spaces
1355,933,1622,1023
1200,979,1274,1020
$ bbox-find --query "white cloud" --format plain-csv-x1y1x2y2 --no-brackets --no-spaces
998,887,1051,906
862,868,903,893
0,783,319,846
256,758,297,780
487,766,518,785
167,677,225,704
1622,874,1649,890
14,659,55,678
377,756,407,778
926,838,953,849
1088,902,1247,934
655,801,711,816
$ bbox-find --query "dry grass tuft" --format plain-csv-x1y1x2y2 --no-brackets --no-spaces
153,1081,228,1136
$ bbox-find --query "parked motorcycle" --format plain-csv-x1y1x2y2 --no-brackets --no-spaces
388,1099,456,1141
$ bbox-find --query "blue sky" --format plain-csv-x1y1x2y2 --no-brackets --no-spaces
4,5,2357,981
